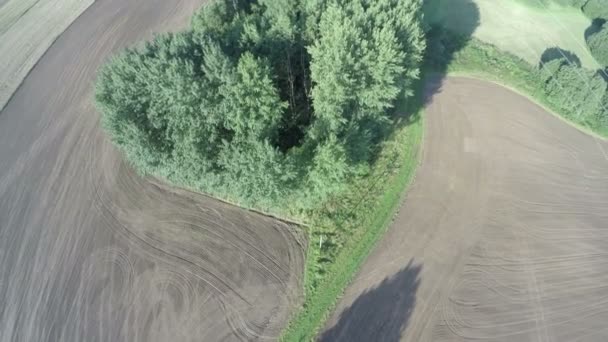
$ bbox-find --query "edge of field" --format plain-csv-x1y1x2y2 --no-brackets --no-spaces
280,89,425,341
444,37,608,141
450,71,608,141
0,0,96,112
283,31,607,342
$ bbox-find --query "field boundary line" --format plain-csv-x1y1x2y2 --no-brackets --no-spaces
448,71,607,141
595,137,608,162
147,178,310,228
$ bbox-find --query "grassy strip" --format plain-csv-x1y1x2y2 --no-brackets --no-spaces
281,103,424,341
282,31,608,342
283,29,606,342
445,37,608,139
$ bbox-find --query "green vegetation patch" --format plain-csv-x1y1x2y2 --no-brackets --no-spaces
425,0,601,69
587,23,608,66
282,100,423,342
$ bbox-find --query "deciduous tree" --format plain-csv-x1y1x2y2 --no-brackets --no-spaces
95,0,425,212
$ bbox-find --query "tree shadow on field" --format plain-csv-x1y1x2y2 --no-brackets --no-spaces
354,0,479,174
539,47,582,67
384,0,480,131
319,261,422,342
320,7,480,338
420,0,480,104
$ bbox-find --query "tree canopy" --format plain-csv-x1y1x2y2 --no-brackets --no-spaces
586,23,608,66
96,0,425,212
582,0,608,20
539,54,607,127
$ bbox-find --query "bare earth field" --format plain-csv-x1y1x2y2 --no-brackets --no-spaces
0,0,95,111
322,77,608,341
0,1,305,341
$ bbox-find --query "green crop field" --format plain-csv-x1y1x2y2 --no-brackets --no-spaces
426,0,601,69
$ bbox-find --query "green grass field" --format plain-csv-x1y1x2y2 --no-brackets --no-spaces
426,0,601,69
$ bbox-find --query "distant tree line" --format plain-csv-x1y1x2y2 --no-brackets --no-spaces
586,22,608,67
543,1,608,129
488,0,608,129
539,52,608,128
547,0,608,67
426,25,608,134
549,0,608,20
95,0,425,213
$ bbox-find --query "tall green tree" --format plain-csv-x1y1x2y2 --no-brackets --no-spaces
96,0,426,214
586,23,608,66
308,0,424,157
539,55,607,125
582,0,608,20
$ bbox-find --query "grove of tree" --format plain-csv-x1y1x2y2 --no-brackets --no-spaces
539,54,607,127
582,0,608,20
95,0,425,214
586,23,608,66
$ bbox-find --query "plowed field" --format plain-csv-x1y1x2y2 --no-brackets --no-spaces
0,1,305,341
322,77,608,342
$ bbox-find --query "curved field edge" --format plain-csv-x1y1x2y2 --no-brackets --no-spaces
281,102,424,341
445,37,608,140
283,34,607,341
0,0,95,112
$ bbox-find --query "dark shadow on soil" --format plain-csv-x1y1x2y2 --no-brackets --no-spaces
421,0,480,103
358,0,479,168
319,261,422,342
371,0,480,138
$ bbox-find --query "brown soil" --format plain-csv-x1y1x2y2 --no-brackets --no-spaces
321,76,608,342
0,1,305,341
